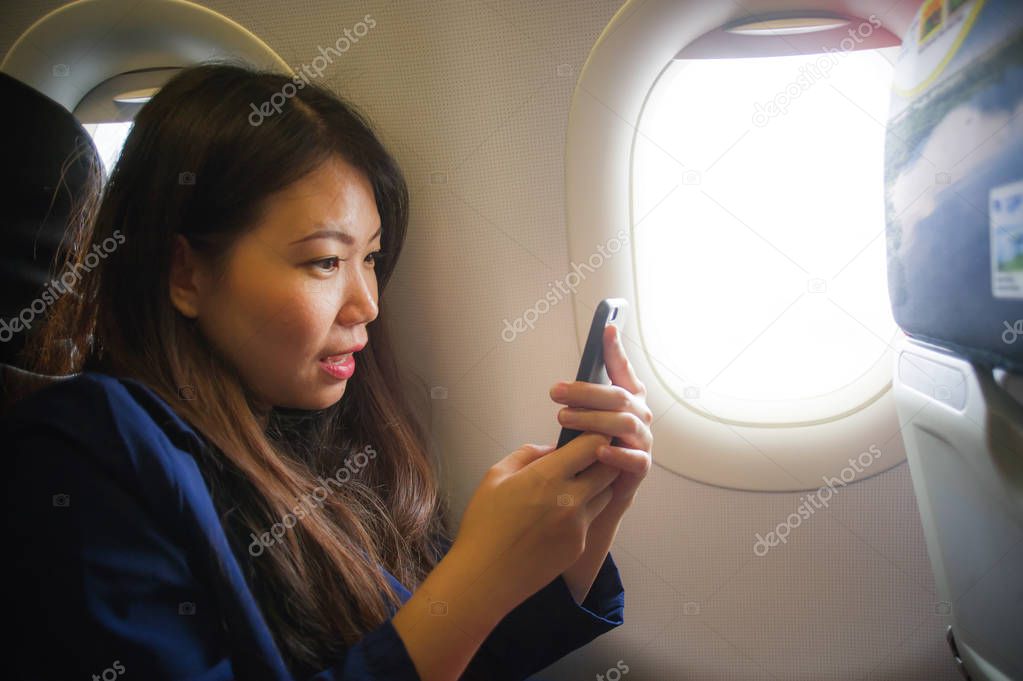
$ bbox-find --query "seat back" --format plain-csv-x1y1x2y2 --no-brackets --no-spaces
884,2,1023,679
0,71,100,415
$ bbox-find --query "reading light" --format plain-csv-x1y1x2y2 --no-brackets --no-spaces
724,14,851,36
112,87,159,104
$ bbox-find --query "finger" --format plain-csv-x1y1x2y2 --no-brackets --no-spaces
508,442,559,469
597,444,652,476
531,432,611,480
558,408,651,451
603,324,644,396
571,460,622,503
585,486,615,523
550,380,637,412
519,443,556,464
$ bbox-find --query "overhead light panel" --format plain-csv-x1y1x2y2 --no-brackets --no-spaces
112,87,160,104
724,14,851,36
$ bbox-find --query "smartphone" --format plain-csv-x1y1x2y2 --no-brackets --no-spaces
556,297,629,448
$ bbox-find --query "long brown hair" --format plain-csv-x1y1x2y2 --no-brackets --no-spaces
19,60,452,676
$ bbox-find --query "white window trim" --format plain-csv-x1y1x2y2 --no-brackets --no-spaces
1,0,290,115
75,68,182,124
565,0,916,491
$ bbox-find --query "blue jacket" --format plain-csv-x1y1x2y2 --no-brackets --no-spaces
3,371,624,680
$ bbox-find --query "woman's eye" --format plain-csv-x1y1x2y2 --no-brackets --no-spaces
310,251,386,273
311,257,340,273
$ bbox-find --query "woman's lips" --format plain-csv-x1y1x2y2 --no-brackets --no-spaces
319,354,355,380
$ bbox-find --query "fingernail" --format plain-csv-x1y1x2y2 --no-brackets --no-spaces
551,383,567,399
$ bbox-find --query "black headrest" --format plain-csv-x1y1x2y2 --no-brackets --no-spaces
0,71,101,368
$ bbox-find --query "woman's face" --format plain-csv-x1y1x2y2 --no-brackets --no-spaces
170,156,381,412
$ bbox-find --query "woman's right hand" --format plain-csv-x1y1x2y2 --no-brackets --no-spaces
449,433,621,611
393,435,618,680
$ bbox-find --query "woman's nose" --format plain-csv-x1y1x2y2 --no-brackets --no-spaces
338,267,378,325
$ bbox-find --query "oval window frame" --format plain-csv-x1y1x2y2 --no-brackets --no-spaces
564,0,915,491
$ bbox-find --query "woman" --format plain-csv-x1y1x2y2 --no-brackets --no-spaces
3,61,653,680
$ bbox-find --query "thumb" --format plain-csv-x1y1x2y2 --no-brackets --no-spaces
507,442,557,468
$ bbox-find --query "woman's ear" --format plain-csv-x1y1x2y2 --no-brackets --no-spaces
169,234,204,319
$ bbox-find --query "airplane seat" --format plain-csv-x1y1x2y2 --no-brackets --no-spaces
0,71,100,417
884,2,1023,680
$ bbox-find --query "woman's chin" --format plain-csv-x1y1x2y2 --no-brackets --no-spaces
306,382,347,410
262,373,347,412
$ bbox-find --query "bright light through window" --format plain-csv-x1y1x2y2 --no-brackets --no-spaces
82,121,134,178
633,47,900,415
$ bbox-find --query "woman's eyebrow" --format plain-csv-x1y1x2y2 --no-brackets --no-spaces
290,225,382,246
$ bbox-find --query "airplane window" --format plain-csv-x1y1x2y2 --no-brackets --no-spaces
82,121,134,178
633,46,900,419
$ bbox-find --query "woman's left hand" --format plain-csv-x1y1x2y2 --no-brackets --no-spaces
549,323,653,509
